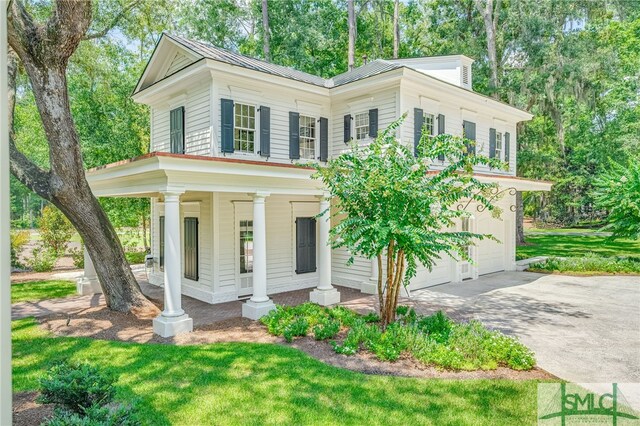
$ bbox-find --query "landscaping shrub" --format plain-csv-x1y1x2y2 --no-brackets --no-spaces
10,229,30,268
312,318,341,341
37,362,116,414
38,205,74,257
69,245,85,269
125,251,147,265
44,403,140,426
530,254,640,274
283,317,309,343
28,244,58,272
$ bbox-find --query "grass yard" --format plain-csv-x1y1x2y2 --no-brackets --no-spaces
517,230,640,259
11,280,76,303
13,318,547,425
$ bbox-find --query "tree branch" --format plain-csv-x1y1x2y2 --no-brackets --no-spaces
7,49,53,199
83,0,140,40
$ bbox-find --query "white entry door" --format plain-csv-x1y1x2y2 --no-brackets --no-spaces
459,217,473,280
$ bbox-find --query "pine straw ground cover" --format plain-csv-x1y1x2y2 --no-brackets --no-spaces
261,303,536,371
13,317,551,425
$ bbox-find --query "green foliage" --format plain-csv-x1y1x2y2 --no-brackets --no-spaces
530,255,640,275
593,160,640,240
312,318,341,341
28,245,58,273
125,251,147,265
69,246,85,269
37,362,116,414
10,230,30,268
11,280,76,304
332,309,536,371
38,206,74,257
44,403,140,426
261,302,357,342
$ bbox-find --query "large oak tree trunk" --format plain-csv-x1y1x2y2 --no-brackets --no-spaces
475,0,500,98
516,191,526,245
393,0,400,59
7,0,157,315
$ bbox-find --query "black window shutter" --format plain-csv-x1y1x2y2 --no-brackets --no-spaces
489,128,497,158
463,120,476,156
170,106,185,154
368,108,378,138
296,218,316,274
319,117,328,162
221,98,234,153
343,114,352,143
289,112,300,159
159,215,165,271
184,217,199,281
259,106,270,157
504,132,511,164
414,108,424,157
437,114,446,161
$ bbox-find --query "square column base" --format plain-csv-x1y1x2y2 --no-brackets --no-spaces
310,288,341,306
360,279,378,295
153,314,193,338
242,299,276,320
76,277,102,295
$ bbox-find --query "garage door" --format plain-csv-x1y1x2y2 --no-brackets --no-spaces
409,257,453,290
476,215,506,275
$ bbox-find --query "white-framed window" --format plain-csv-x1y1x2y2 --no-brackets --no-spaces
299,115,316,159
424,113,435,136
234,103,256,153
239,220,254,274
495,131,503,160
355,112,369,141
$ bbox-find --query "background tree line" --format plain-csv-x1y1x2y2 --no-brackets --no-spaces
11,0,639,232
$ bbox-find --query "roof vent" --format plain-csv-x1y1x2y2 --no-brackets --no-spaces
462,65,470,86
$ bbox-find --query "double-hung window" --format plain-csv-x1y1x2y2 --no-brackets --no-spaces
299,115,316,159
424,113,435,136
239,220,254,274
234,103,256,153
355,112,369,141
495,131,503,160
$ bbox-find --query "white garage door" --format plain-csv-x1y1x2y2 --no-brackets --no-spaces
409,256,453,291
476,215,506,275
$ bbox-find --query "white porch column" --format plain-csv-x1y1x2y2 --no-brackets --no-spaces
242,192,275,319
310,195,340,305
76,246,102,295
361,257,379,294
153,192,193,337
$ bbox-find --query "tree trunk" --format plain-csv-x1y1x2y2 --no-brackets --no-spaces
7,0,157,316
475,0,500,98
141,207,149,252
262,0,270,62
348,0,356,71
516,191,526,245
379,241,404,328
393,0,400,59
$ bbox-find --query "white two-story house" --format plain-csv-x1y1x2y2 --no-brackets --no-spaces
84,33,551,337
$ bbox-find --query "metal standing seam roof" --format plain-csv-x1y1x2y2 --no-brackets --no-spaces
166,33,404,89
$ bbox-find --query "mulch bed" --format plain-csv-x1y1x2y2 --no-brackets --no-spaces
13,392,54,426
36,305,555,380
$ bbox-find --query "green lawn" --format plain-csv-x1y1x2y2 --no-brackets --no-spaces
517,231,640,259
11,280,76,303
13,318,547,425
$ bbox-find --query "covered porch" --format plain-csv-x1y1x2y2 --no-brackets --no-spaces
84,153,342,337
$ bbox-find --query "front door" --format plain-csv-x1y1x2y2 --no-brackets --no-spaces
238,219,254,296
459,217,473,280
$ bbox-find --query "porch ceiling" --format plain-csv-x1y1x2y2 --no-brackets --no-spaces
86,152,325,197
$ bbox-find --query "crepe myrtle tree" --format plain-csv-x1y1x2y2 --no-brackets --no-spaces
313,116,506,326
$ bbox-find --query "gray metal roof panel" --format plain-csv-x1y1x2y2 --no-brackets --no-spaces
328,60,403,87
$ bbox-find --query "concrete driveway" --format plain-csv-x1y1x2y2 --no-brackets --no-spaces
410,272,640,407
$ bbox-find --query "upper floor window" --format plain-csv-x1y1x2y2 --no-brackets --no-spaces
170,106,185,154
234,103,256,153
355,112,369,141
424,113,435,136
299,115,316,160
495,131,503,160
